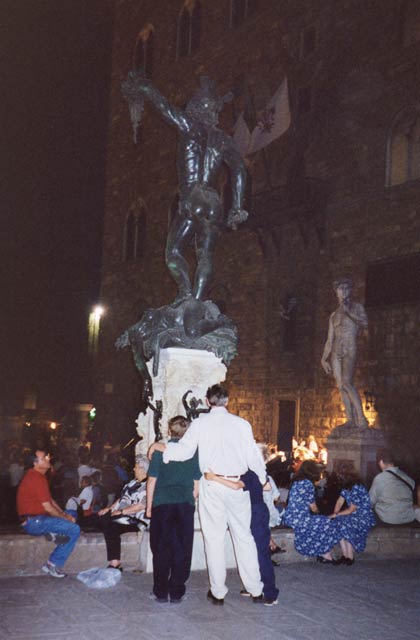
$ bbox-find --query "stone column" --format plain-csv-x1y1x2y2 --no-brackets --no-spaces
135,347,226,452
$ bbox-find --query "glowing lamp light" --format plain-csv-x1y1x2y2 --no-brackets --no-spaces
50,422,57,430
93,305,104,321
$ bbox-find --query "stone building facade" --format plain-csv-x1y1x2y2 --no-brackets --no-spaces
96,0,420,471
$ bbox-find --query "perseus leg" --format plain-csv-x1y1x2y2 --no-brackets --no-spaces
165,217,195,300
193,225,220,300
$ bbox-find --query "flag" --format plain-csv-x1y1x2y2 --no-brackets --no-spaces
232,111,251,157
248,77,290,154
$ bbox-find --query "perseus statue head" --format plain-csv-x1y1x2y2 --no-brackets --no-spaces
185,77,232,126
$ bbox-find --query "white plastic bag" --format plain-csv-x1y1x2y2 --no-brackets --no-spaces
77,567,122,589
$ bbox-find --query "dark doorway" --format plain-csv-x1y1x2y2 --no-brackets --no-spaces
277,400,296,452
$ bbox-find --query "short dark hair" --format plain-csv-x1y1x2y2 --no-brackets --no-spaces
168,415,190,437
206,384,228,406
24,451,39,469
337,462,362,489
377,448,394,465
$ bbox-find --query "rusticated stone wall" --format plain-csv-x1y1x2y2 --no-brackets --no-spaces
97,0,420,473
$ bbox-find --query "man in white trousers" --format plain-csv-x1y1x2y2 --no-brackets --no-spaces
148,384,266,605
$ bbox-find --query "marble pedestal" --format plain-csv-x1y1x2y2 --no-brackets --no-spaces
139,526,238,573
135,347,227,572
326,426,386,484
135,347,227,454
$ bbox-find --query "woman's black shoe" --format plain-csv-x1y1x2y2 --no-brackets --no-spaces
316,556,334,564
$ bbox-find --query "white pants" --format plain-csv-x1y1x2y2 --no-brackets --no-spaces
198,477,263,599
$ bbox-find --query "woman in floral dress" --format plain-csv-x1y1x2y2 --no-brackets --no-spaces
283,460,342,563
330,466,376,565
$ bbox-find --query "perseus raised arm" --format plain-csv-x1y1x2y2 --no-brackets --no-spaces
122,70,190,140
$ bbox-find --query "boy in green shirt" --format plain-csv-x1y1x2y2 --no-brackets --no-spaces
146,416,201,603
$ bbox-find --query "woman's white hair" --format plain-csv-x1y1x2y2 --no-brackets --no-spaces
135,454,149,473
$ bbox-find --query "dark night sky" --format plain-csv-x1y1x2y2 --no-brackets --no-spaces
0,0,113,415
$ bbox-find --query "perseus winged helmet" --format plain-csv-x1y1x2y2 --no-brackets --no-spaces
185,77,233,117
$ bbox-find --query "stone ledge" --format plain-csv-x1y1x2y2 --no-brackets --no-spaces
1,523,419,577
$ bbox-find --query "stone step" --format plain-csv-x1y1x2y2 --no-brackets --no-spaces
1,523,419,577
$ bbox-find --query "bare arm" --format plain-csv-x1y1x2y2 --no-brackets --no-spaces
148,442,166,460
122,71,190,133
343,302,368,330
146,477,157,518
321,314,334,374
330,502,357,518
204,469,244,491
333,495,345,514
309,502,319,513
43,500,75,522
193,479,200,499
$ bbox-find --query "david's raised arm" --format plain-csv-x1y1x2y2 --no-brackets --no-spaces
122,70,190,135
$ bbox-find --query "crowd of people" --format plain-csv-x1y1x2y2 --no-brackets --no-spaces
7,386,420,603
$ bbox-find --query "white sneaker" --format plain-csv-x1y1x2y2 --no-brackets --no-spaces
42,561,67,578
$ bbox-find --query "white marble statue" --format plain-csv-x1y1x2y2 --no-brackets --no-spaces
321,278,368,428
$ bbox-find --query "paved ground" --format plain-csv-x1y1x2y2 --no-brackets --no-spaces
0,558,419,640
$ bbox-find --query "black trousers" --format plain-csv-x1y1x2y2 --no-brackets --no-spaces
97,514,139,561
150,502,195,600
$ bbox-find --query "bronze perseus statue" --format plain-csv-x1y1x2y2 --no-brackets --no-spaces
122,72,249,302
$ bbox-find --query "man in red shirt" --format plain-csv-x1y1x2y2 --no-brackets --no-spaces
17,450,80,578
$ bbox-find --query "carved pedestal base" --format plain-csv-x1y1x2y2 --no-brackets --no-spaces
135,347,227,572
326,426,386,484
135,347,227,455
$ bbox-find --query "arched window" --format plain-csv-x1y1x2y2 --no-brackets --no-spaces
401,0,420,47
133,24,154,78
177,0,201,58
230,0,256,28
123,199,147,261
386,106,420,186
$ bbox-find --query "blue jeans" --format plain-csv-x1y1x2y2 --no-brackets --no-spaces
23,516,80,567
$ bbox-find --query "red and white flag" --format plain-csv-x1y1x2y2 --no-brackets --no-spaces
232,111,252,157
248,77,291,154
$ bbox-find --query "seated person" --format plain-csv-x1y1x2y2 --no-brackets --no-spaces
283,460,342,563
17,449,80,578
96,455,149,570
369,449,420,524
91,471,107,513
78,475,94,517
330,464,375,565
65,476,96,525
